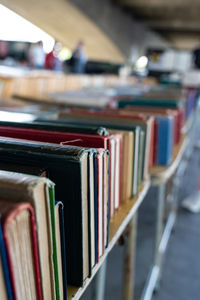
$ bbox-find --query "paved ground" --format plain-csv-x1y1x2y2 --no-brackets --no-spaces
81,126,200,300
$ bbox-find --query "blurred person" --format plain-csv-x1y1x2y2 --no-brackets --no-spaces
70,40,87,74
28,41,45,69
45,42,62,71
0,41,9,59
193,44,200,69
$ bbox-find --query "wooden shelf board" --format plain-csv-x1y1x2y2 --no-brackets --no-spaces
150,135,188,185
67,179,150,300
182,114,194,135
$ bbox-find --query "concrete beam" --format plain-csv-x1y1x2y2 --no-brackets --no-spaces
0,0,125,63
147,20,200,32
119,0,200,8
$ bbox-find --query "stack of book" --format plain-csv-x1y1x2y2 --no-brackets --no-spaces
0,115,151,300
0,83,198,300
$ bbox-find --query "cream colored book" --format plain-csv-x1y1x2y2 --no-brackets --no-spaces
0,171,56,300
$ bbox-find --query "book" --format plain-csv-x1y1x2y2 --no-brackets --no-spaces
0,201,42,300
0,120,109,137
0,224,13,300
49,90,112,108
55,202,67,300
0,171,57,300
116,98,183,109
156,116,173,165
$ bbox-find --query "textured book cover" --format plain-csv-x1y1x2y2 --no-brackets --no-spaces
1,202,42,300
0,171,56,300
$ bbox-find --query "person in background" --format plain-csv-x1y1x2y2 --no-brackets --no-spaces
45,42,62,71
193,45,200,69
28,40,45,69
70,40,87,74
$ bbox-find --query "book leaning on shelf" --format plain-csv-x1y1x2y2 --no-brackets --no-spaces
0,114,149,296
0,201,41,300
0,171,57,300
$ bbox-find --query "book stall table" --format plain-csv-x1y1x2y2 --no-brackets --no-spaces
68,180,150,300
141,110,199,300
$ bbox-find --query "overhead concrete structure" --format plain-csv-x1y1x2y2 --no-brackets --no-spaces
72,0,169,60
0,0,125,63
118,0,200,49
0,0,170,63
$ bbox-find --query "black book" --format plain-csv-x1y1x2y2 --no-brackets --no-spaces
0,137,93,286
0,120,108,136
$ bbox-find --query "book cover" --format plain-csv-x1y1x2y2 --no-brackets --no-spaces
1,202,42,300
0,171,56,300
156,116,173,165
55,202,67,300
0,224,13,300
0,120,109,137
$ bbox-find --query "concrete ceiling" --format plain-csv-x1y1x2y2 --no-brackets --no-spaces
118,0,200,49
0,0,125,63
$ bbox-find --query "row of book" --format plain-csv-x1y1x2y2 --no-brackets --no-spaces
0,83,199,300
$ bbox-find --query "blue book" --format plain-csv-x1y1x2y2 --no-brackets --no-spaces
0,224,13,300
93,152,98,264
156,116,173,165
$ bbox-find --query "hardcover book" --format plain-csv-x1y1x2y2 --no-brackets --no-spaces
0,171,56,300
0,201,42,300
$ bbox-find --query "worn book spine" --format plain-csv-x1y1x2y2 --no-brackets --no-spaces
3,203,42,300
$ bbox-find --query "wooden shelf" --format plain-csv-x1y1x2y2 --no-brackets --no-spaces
182,114,194,135
150,135,188,186
67,179,150,300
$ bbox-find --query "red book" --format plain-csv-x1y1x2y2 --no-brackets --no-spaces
1,202,42,300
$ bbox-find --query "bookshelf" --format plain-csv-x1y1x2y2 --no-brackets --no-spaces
142,117,197,300
150,135,188,186
68,179,150,300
